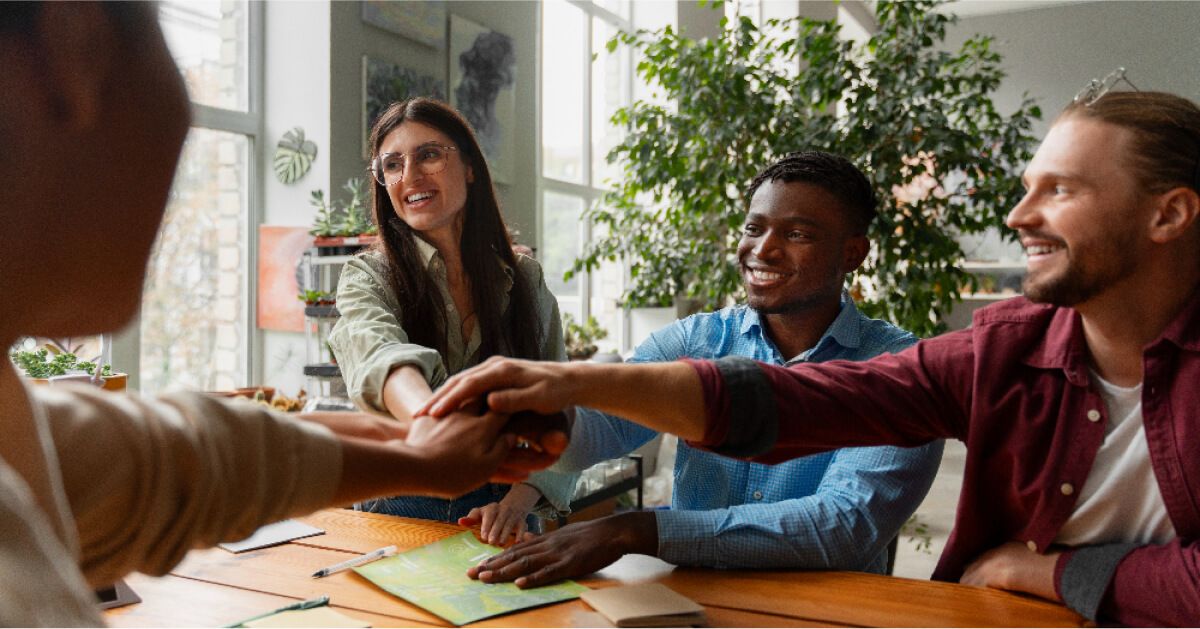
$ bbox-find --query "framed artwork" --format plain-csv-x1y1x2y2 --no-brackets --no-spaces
450,14,516,184
363,56,446,153
257,226,313,333
361,0,446,49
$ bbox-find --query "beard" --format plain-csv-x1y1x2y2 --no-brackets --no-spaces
745,279,844,315
1022,232,1138,306
749,292,831,315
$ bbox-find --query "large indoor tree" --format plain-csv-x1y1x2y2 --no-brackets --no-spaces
573,0,1041,337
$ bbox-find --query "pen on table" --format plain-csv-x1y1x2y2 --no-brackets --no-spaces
312,544,398,578
222,594,329,627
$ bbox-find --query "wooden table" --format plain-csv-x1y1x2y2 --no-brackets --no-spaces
105,509,1087,627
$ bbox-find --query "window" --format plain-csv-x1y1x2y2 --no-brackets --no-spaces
539,0,635,352
131,0,261,393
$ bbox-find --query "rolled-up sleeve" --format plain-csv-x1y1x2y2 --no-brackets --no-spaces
329,255,446,413
1055,538,1200,626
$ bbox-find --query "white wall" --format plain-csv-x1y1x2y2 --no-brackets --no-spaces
257,0,331,394
945,1,1200,140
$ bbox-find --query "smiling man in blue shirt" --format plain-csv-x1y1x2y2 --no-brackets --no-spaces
469,151,943,586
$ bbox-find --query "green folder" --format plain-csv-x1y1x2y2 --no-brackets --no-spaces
355,532,588,626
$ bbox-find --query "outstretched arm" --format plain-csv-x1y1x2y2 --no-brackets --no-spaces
42,387,542,589
418,357,708,441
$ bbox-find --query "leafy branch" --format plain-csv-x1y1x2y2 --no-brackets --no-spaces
576,0,1040,336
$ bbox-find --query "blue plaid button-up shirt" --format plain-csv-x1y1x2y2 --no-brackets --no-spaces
554,297,944,572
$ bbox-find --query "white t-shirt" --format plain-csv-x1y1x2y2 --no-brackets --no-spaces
1054,372,1176,546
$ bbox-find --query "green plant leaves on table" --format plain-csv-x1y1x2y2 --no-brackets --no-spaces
274,127,317,184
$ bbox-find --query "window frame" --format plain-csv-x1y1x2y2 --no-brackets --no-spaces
113,1,264,392
537,0,635,352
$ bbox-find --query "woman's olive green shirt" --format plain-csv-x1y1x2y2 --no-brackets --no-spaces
328,238,576,514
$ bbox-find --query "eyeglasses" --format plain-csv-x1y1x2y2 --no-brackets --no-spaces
368,144,458,187
1074,67,1139,106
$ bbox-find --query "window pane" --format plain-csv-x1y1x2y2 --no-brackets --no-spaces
541,0,586,183
160,0,249,112
141,128,248,393
594,0,631,20
542,191,585,319
589,222,624,353
591,17,630,187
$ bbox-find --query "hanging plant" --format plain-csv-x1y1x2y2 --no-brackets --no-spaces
274,127,318,184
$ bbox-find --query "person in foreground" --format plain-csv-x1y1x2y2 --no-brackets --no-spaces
462,152,943,582
0,4,558,625
328,97,575,528
421,90,1200,626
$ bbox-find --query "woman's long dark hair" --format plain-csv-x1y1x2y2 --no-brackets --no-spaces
366,98,542,361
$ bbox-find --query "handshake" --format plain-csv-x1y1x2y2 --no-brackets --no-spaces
396,390,573,497
303,357,584,500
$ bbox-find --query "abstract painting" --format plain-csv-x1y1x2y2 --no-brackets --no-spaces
363,56,445,153
361,0,446,50
257,226,313,333
450,15,516,184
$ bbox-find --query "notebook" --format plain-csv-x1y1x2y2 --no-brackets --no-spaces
219,519,325,553
580,583,705,627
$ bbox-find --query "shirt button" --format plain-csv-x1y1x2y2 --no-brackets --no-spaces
1086,409,1101,422
1060,483,1075,496
1026,540,1038,552
752,491,764,500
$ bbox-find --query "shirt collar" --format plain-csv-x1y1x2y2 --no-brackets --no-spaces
1161,284,1200,352
1019,286,1200,385
410,234,516,292
411,234,440,268
1022,304,1087,364
740,292,863,357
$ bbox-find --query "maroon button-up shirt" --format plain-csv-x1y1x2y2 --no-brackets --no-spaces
685,291,1200,626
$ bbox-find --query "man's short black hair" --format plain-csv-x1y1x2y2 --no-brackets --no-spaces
746,151,878,235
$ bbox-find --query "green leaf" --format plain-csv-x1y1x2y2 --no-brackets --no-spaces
273,127,317,185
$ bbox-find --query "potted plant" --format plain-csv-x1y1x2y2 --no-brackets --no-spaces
576,0,1041,337
298,289,335,307
310,177,379,255
10,347,127,391
563,313,609,361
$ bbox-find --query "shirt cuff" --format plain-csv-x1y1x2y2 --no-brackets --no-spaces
1054,543,1139,622
655,509,722,566
522,470,580,518
683,356,776,459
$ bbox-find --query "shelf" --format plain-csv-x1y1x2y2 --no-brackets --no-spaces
304,305,340,318
309,254,356,266
303,363,342,378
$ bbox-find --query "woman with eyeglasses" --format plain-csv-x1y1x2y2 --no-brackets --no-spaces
329,98,573,538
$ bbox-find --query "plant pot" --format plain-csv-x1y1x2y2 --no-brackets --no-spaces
313,234,378,256
629,307,677,348
27,372,127,392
